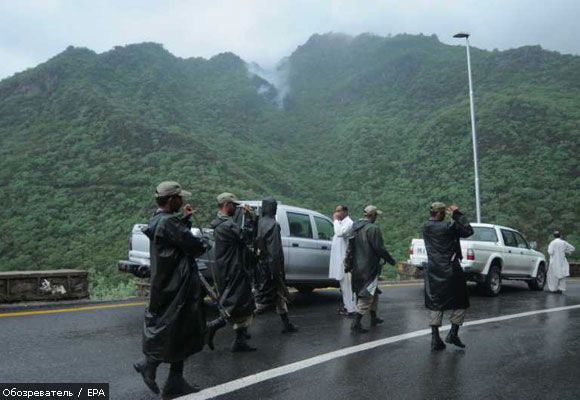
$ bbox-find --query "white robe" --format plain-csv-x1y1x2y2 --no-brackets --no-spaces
329,216,356,313
328,217,357,313
329,216,353,280
547,238,575,291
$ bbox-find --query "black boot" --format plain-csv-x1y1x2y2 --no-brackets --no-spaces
133,358,160,394
370,311,384,327
161,361,200,399
431,326,446,351
350,313,369,333
231,328,257,352
445,324,466,348
205,317,227,350
280,313,299,333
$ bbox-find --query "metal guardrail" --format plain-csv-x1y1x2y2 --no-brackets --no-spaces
569,261,580,277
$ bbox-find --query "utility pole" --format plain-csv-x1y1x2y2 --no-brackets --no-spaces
454,32,481,223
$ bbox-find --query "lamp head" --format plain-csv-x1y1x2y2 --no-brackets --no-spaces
453,32,470,39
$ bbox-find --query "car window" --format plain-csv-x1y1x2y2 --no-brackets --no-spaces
463,227,498,243
314,216,334,240
501,230,518,247
513,231,530,249
287,212,313,239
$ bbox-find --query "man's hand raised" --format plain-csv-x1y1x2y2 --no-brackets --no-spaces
447,205,459,215
182,204,194,218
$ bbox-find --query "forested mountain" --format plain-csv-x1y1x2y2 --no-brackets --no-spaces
0,34,578,298
275,33,579,261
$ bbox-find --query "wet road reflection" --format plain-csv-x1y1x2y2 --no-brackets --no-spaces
1,281,578,399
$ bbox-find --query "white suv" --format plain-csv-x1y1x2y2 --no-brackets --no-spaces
407,223,547,296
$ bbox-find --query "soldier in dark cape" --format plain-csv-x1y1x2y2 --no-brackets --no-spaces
255,197,298,333
207,192,257,352
134,181,208,398
348,205,396,333
423,202,473,351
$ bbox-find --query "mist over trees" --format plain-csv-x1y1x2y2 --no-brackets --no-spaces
0,33,578,298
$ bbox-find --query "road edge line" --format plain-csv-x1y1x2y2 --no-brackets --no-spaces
0,301,146,318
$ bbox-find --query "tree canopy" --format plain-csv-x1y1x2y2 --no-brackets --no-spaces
0,34,578,298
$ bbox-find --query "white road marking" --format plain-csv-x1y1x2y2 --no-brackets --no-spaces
180,304,580,399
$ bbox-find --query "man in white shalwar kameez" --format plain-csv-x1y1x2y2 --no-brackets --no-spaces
547,231,575,293
329,205,356,314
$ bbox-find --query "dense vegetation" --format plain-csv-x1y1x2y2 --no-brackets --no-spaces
0,34,578,299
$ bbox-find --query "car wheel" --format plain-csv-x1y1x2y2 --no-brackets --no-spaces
483,263,502,297
295,285,314,295
528,263,546,291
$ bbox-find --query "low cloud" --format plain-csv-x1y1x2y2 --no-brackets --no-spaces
247,60,291,107
1,0,579,80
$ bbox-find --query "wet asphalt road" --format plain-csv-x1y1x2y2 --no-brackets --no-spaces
1,281,579,400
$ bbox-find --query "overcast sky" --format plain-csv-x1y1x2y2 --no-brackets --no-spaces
1,0,579,80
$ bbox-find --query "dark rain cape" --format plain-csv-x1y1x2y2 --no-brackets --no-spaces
423,211,474,311
142,210,207,363
350,219,396,298
254,197,289,306
210,213,255,319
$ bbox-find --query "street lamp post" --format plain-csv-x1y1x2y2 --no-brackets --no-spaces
453,32,481,223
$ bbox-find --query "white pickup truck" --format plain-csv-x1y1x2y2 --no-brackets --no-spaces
407,223,547,296
118,201,338,294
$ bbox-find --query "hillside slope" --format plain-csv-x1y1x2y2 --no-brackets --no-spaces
0,35,578,297
275,33,579,253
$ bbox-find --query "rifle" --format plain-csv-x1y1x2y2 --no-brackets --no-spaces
198,271,230,319
190,212,231,320
234,205,259,277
